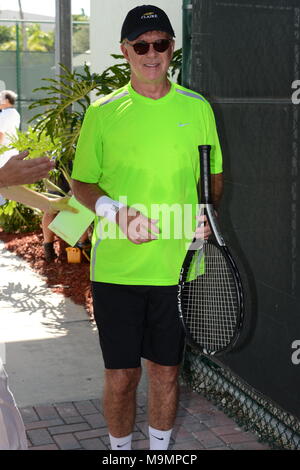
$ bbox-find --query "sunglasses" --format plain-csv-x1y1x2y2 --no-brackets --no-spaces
125,39,172,55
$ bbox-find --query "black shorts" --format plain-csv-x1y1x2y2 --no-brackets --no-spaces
92,282,185,369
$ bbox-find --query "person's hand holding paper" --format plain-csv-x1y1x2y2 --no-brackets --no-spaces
48,196,79,215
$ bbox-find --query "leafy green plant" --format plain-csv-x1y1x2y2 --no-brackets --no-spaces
0,25,14,45
29,59,131,166
0,127,62,233
170,48,182,84
0,200,41,233
0,23,54,51
72,12,90,53
0,126,61,159
26,24,55,52
0,126,63,188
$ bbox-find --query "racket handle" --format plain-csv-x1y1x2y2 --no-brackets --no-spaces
198,145,212,204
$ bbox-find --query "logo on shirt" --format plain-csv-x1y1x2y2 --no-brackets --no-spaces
178,123,191,127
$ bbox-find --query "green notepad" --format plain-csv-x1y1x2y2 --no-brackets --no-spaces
48,196,95,246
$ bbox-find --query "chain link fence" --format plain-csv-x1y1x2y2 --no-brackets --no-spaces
182,347,300,449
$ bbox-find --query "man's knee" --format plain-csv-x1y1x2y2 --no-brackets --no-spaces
147,362,180,388
105,367,142,396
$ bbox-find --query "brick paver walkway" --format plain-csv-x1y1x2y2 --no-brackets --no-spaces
21,385,270,451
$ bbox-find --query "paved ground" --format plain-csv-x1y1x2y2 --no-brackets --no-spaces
0,241,107,406
21,387,271,451
0,241,270,451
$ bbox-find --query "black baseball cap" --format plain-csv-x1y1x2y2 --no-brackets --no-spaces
120,5,175,42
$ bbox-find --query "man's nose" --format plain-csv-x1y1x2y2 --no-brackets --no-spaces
146,44,158,56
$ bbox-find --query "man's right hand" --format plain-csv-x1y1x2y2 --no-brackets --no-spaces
116,206,160,245
0,151,54,187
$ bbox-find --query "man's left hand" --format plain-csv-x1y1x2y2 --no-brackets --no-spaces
195,214,212,240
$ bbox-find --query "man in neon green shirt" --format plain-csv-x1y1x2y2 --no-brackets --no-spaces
72,5,223,451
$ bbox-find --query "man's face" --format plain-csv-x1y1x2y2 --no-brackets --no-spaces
121,30,174,85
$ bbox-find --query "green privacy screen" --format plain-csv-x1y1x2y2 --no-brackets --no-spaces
187,0,300,420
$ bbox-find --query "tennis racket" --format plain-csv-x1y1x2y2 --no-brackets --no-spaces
178,145,244,356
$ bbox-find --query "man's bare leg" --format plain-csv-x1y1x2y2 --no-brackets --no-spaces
103,367,142,438
147,360,180,446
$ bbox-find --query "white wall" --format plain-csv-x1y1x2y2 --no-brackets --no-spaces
90,0,182,74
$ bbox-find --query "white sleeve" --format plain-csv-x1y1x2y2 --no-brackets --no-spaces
0,359,28,450
0,113,9,133
0,111,20,133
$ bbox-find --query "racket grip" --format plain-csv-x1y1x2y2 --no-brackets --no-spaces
198,145,212,204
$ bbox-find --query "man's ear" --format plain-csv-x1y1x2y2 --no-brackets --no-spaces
170,39,175,55
120,43,130,62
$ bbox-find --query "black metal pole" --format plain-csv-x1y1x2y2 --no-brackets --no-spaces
182,0,193,88
15,22,22,121
55,0,72,76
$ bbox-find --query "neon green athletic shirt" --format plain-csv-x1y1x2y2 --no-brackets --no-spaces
72,81,223,285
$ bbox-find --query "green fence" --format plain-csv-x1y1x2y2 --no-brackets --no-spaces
0,19,89,127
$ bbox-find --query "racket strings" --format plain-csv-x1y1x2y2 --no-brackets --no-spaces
182,242,238,353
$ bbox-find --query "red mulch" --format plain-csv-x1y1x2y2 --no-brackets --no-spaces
0,229,93,318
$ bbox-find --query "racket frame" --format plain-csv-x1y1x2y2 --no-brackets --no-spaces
178,145,245,356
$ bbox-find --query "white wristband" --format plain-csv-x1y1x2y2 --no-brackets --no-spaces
95,196,125,222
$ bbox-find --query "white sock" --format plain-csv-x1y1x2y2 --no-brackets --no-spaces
109,433,132,450
149,426,172,450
